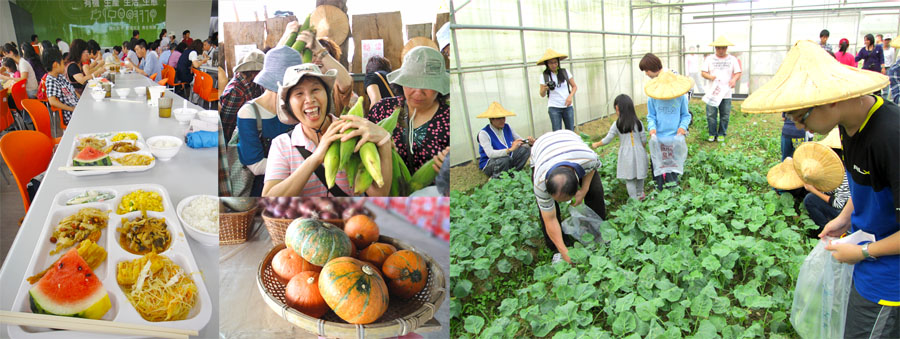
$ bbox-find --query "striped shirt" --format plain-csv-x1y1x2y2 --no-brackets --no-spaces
530,130,601,211
264,127,353,196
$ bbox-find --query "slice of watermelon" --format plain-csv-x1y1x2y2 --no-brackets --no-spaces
73,146,112,167
29,248,111,319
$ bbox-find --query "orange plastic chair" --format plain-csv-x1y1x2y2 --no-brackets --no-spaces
149,72,158,81
22,99,61,145
0,88,13,131
0,130,54,212
164,65,186,93
194,70,219,109
10,79,27,112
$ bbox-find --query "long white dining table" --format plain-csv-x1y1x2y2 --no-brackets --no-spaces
0,73,219,338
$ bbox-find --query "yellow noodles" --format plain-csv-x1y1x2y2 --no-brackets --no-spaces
117,253,198,322
113,154,154,166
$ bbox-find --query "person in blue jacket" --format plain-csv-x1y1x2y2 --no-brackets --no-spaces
476,102,533,179
645,71,692,190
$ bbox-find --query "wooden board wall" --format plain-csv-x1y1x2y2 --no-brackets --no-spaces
265,16,298,51
433,12,450,42
223,21,266,79
351,12,403,74
316,0,347,13
407,23,432,39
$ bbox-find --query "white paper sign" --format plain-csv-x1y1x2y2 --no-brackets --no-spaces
361,39,384,71
233,44,258,68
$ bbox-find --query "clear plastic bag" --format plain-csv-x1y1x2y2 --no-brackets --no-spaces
790,238,854,339
561,204,606,244
649,135,688,177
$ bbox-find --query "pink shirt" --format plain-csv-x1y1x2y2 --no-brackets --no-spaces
835,51,857,67
167,51,182,68
265,127,353,196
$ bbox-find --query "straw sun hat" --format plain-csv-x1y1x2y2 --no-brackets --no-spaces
742,40,889,114
709,36,734,47
644,71,694,100
537,48,567,66
766,142,845,191
476,102,516,119
818,128,841,149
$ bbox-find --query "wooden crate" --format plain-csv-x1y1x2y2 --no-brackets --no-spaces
223,21,265,79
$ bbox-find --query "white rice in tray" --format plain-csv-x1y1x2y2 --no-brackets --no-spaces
183,196,219,233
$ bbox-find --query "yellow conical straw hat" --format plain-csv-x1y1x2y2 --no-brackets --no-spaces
709,36,734,47
743,40,889,113
892,37,900,48
537,48,568,65
644,71,694,100
793,142,844,192
767,158,804,190
818,128,841,149
476,102,517,119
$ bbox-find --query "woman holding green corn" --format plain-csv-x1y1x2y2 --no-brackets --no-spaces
367,46,451,177
261,63,393,197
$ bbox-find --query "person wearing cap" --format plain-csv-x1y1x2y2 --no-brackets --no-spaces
835,38,858,67
856,34,885,75
220,49,265,141
819,29,832,52
263,63,393,197
645,71,692,190
537,49,577,131
230,46,301,196
888,37,900,104
744,40,899,339
367,46,450,177
531,129,606,265
592,94,648,200
882,35,894,73
701,36,742,143
476,102,533,179
436,22,450,68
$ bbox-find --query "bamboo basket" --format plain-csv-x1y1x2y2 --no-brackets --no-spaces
256,236,446,338
219,205,258,245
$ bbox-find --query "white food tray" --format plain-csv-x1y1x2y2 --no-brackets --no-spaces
8,184,212,339
66,131,156,177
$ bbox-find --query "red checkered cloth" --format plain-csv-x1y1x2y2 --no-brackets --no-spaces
369,198,449,242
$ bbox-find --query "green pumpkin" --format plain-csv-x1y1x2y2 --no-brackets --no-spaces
285,218,352,266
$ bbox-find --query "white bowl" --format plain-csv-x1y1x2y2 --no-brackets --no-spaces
134,86,147,96
115,88,130,98
145,135,183,161
173,108,198,125
90,90,106,101
198,110,218,124
177,195,219,246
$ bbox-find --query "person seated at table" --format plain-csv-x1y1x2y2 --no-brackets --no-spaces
129,40,161,82
84,40,105,78
203,37,217,66
65,39,91,95
262,63,394,197
103,46,121,65
1,42,39,98
167,42,184,68
174,40,203,97
120,40,129,62
42,47,79,125
294,28,354,114
159,42,174,67
475,102,533,179
22,45,46,82
221,49,264,141
124,40,140,67
367,46,450,175
364,56,401,110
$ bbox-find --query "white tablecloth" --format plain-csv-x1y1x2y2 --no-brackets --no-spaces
0,73,219,338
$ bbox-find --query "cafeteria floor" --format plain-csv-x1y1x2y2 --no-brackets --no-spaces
0,160,26,265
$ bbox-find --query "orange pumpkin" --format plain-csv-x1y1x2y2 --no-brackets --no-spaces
318,257,389,324
285,271,330,318
272,248,322,283
382,250,428,299
359,242,397,269
344,215,379,249
349,239,358,258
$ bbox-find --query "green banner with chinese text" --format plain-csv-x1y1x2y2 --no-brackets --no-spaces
19,0,167,48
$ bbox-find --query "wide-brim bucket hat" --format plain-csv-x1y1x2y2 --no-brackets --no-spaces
742,40,889,113
276,63,337,125
233,49,264,74
476,102,516,119
254,46,303,92
644,71,694,100
536,48,567,66
709,36,734,47
387,46,450,95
